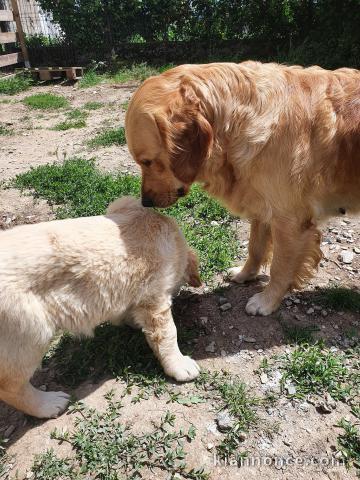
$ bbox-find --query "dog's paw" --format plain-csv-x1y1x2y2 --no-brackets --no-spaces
165,356,200,382
245,292,280,316
228,266,257,284
36,391,70,418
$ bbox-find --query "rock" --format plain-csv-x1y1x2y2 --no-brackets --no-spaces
207,443,214,450
39,384,47,391
316,402,332,414
4,425,15,438
321,310,328,317
200,316,208,325
238,431,247,442
354,247,360,254
221,350,227,357
205,341,216,353
286,385,297,395
206,422,219,435
338,250,354,264
219,302,232,312
216,411,235,432
243,336,256,343
306,308,314,315
218,296,228,305
260,373,269,384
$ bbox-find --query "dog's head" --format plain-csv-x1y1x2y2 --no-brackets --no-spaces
125,72,213,208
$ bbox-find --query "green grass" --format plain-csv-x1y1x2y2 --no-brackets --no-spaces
87,127,126,148
78,63,174,89
281,323,320,345
31,395,208,480
0,124,12,136
316,286,360,313
0,74,33,95
121,100,129,111
52,119,87,131
280,343,356,401
336,419,360,472
83,101,103,110
196,371,258,459
12,158,238,282
23,93,69,110
52,109,88,131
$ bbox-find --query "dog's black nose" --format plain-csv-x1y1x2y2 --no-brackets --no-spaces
142,196,154,207
177,187,186,198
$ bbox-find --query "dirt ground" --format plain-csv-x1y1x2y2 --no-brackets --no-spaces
0,81,359,479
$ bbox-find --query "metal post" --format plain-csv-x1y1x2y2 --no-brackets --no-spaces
10,0,30,67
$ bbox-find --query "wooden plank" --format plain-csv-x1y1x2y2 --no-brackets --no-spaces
0,10,14,21
0,32,17,44
10,0,29,66
0,51,22,67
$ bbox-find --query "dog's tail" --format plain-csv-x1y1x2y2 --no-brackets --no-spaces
106,196,141,214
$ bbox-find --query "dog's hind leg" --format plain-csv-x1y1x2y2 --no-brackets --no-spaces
0,379,70,418
229,219,272,283
245,217,322,316
134,300,200,382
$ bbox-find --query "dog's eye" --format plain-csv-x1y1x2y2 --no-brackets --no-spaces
142,160,152,167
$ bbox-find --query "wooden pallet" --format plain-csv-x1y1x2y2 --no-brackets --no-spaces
0,1,30,68
17,66,84,81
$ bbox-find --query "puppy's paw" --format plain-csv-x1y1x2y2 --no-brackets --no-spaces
245,292,280,316
36,391,70,418
165,356,200,382
228,266,257,284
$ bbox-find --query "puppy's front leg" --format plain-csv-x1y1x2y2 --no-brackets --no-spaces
246,217,321,316
134,301,200,382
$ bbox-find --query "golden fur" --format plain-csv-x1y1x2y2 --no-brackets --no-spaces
125,61,360,315
0,197,200,418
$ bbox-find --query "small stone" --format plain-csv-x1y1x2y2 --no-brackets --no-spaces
306,308,314,315
39,384,47,391
283,439,292,446
321,310,328,317
221,350,227,357
4,425,15,438
354,247,360,254
216,411,235,432
219,302,232,312
218,296,228,305
200,316,208,325
260,373,268,384
238,431,247,442
207,442,214,450
243,336,256,343
26,472,34,479
287,385,297,395
338,250,354,264
205,341,216,353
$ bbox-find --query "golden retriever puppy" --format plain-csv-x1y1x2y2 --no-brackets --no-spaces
0,197,201,418
125,62,360,316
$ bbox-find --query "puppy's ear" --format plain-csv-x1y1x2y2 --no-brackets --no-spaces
185,249,202,287
168,79,213,184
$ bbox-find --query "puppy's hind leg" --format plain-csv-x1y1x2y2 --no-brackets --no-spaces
229,219,271,283
134,300,200,382
0,380,70,419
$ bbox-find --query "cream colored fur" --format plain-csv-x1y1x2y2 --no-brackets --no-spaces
0,196,200,418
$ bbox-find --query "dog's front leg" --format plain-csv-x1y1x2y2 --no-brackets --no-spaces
229,219,272,282
134,302,200,381
246,216,322,316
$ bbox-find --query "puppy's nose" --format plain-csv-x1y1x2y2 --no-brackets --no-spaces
142,196,154,207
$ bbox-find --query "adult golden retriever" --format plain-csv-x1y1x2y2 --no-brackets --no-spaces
125,61,360,316
0,197,200,417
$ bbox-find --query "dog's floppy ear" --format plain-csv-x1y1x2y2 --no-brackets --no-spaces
185,249,202,287
167,79,213,184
